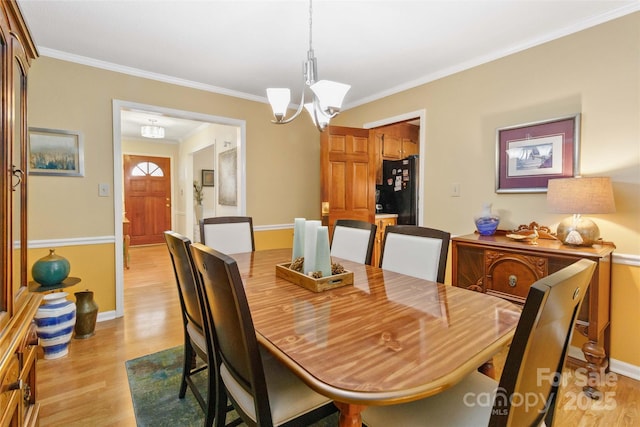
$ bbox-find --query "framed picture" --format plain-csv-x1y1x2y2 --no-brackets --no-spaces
201,169,215,187
495,114,580,193
219,148,237,206
28,127,85,176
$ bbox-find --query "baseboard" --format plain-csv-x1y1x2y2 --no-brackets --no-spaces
610,358,640,381
97,310,117,322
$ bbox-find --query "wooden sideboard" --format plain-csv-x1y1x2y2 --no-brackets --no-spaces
452,233,614,399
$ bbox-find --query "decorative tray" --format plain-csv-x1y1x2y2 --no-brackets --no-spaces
275,263,353,293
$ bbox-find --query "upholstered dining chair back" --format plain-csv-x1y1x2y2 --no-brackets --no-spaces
330,219,377,265
380,225,450,283
190,243,337,427
361,258,596,427
491,258,596,426
199,216,255,254
163,231,214,424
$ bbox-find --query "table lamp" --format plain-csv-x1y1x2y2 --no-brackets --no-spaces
546,176,615,246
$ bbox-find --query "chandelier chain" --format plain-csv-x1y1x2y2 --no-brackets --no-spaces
308,0,313,53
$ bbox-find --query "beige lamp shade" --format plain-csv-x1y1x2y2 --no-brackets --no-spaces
547,177,615,246
547,177,616,214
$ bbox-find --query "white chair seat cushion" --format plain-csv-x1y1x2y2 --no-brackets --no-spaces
362,370,497,427
203,222,252,254
330,226,372,264
186,322,207,355
221,353,333,426
381,233,442,281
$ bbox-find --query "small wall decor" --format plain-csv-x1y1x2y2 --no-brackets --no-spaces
28,127,84,176
219,148,237,206
495,114,579,193
201,169,215,187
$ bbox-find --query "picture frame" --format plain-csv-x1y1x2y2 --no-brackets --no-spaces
495,114,580,193
28,127,85,176
219,148,237,206
201,169,215,187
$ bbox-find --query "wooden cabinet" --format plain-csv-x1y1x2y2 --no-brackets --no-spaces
452,233,614,398
374,122,419,184
0,2,41,425
372,214,397,267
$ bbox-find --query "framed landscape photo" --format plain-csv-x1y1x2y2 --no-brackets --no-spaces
495,114,580,193
29,127,85,176
201,169,215,187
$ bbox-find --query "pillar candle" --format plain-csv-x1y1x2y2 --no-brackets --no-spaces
303,220,321,274
292,218,306,263
315,226,332,277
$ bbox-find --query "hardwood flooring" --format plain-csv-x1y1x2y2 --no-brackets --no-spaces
37,245,639,426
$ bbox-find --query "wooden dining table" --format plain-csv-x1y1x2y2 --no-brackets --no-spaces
232,248,520,427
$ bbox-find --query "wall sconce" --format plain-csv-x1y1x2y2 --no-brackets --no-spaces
546,176,615,246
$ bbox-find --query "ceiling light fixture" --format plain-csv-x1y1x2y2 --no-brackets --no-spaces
141,119,165,139
266,0,350,132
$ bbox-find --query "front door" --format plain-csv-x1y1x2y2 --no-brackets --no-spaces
320,126,376,236
124,155,172,246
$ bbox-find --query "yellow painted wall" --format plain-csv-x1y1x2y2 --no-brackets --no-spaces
25,13,639,367
28,245,115,310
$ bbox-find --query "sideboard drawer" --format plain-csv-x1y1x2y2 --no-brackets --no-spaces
484,250,547,303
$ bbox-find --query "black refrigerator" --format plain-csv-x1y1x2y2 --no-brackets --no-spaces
378,155,419,225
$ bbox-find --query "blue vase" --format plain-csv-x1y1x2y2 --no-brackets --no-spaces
32,249,70,286
34,292,76,359
474,203,500,236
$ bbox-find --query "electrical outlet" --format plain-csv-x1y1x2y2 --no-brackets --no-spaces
451,183,460,197
99,183,110,197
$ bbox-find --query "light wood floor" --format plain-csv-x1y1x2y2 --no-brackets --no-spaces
37,245,639,426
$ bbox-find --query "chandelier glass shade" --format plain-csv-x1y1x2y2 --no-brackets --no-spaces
266,0,350,131
141,119,165,139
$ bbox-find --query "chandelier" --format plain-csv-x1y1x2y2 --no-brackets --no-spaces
141,119,165,139
266,0,350,132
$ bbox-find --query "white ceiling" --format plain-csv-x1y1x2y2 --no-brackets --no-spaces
18,0,639,140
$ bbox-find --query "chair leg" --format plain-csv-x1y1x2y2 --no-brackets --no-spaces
214,383,229,427
204,360,217,427
179,341,195,398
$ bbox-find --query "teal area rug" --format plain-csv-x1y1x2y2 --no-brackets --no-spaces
126,346,338,426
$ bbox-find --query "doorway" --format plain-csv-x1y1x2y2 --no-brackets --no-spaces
112,100,247,317
123,154,172,246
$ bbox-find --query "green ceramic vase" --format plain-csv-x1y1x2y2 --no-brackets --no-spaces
32,249,70,286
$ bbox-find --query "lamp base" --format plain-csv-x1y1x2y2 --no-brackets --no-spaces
556,215,600,247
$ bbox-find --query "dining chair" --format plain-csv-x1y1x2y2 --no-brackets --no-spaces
190,243,338,427
362,258,597,427
199,216,255,254
163,231,216,426
330,219,377,265
379,225,451,283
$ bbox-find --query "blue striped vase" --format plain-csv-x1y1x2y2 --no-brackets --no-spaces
35,292,77,359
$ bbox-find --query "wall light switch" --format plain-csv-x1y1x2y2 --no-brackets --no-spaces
451,183,460,197
99,183,110,197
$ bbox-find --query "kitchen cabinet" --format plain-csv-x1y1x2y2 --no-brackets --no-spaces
372,214,397,267
0,1,41,425
452,233,614,399
374,122,419,184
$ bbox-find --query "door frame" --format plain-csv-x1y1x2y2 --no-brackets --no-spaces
112,100,246,317
363,109,426,226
